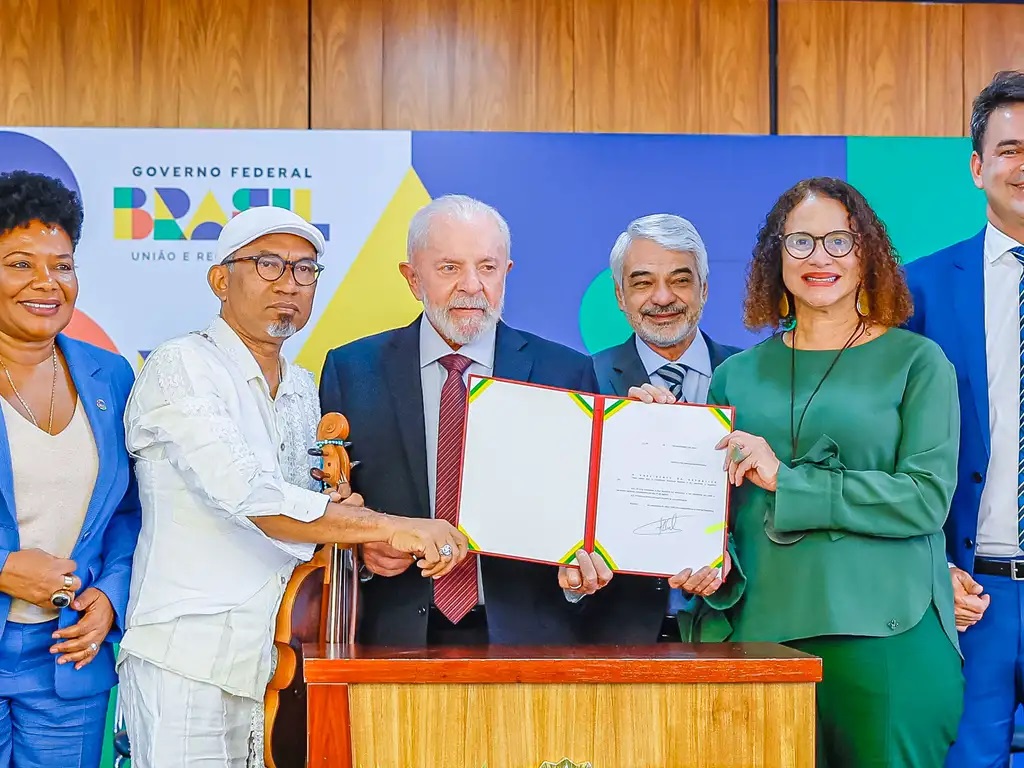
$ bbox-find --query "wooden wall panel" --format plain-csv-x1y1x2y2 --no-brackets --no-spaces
0,0,308,128
174,0,309,128
778,0,964,136
311,0,383,129
381,0,574,131
573,0,769,134
963,4,1024,134
698,0,771,135
5,0,1018,137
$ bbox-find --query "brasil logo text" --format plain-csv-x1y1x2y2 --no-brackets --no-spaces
113,187,329,241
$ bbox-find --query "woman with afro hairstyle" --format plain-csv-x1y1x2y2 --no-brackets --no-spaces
632,177,963,767
0,170,140,767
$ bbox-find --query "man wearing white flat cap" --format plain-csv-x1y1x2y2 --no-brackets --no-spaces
115,206,467,767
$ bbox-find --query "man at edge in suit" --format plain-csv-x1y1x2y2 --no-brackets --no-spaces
904,70,1024,767
589,213,742,644
319,194,611,647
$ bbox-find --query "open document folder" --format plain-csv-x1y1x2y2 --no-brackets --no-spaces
455,376,733,578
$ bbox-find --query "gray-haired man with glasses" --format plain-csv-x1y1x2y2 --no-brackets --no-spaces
589,213,742,644
116,206,467,767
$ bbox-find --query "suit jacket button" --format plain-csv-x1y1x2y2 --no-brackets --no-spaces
964,538,974,549
972,472,983,483
417,606,427,616
887,619,898,630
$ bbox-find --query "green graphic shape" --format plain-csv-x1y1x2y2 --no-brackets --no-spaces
846,137,987,264
579,268,631,354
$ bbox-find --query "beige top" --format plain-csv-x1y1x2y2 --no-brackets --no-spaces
3,397,98,623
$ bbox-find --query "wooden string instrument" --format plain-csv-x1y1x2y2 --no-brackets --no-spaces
263,412,360,768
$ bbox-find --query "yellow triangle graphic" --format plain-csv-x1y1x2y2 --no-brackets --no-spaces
296,168,429,381
184,191,229,238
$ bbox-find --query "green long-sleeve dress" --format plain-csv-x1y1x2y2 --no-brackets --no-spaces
694,328,965,768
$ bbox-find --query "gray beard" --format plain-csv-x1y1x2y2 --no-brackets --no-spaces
267,320,297,339
422,296,503,346
632,303,704,348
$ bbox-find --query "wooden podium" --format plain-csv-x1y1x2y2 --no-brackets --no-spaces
304,642,822,768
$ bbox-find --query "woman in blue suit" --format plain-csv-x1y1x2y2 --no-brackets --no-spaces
0,171,140,767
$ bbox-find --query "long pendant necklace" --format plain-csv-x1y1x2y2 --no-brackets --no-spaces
789,322,865,458
0,347,58,434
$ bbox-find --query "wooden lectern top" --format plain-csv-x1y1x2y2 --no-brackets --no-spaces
303,642,822,685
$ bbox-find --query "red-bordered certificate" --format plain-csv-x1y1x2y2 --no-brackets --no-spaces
455,375,733,578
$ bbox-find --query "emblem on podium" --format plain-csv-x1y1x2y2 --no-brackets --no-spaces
539,760,592,768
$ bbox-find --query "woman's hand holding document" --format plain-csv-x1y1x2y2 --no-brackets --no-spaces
455,376,733,581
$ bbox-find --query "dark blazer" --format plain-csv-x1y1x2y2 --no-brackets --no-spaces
585,330,742,643
904,229,989,575
0,335,141,698
319,315,599,646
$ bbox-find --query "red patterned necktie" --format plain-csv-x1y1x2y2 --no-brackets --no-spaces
432,353,478,624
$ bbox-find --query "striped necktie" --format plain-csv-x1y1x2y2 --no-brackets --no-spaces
657,363,688,402
1015,246,1024,550
433,353,478,623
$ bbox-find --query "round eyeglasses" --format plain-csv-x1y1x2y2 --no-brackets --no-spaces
782,230,857,259
221,253,324,286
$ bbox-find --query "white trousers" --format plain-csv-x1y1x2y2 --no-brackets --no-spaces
118,654,257,768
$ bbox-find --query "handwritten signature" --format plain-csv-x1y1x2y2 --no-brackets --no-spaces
633,514,685,536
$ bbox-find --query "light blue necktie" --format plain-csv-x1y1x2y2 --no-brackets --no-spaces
1014,246,1024,550
657,363,689,403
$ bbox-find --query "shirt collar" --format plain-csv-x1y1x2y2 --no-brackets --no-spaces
635,329,711,378
203,315,297,396
984,222,1024,265
419,314,496,370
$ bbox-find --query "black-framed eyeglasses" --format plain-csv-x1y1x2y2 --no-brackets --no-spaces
221,253,324,286
782,230,857,259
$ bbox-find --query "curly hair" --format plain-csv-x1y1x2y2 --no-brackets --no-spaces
0,170,84,248
743,176,912,331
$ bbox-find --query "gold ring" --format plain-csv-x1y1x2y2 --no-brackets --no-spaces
63,574,74,588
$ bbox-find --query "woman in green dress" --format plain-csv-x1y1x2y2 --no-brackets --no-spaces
632,177,964,767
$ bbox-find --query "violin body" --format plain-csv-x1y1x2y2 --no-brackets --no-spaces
264,413,359,768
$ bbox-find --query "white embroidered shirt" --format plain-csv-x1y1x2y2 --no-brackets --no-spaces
118,316,327,699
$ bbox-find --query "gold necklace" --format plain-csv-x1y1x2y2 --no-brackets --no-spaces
0,347,58,434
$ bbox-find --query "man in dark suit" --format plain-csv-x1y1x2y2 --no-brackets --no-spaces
588,213,742,644
904,70,1024,767
319,194,609,647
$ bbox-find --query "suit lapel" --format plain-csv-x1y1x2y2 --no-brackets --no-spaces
0,394,16,531
493,322,533,383
611,336,651,395
703,332,729,371
59,336,119,542
951,232,991,457
383,318,430,517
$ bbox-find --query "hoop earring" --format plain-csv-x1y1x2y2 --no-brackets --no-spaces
856,286,870,318
779,292,796,331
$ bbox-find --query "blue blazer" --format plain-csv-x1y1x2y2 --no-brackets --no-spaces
319,315,599,646
587,331,742,642
0,335,141,698
904,229,987,575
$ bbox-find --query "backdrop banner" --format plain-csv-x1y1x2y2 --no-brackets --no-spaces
0,127,988,380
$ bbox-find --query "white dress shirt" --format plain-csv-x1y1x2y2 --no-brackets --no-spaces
979,223,1024,558
119,316,328,699
420,318,495,604
636,329,712,403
